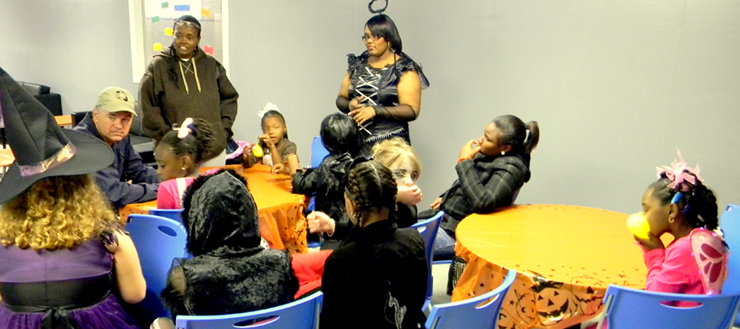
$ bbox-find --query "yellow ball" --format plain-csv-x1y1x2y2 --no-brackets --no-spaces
252,144,264,157
626,212,650,239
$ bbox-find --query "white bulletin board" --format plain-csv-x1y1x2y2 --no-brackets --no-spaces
128,0,229,83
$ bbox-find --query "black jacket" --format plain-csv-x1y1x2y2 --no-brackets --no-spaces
321,220,427,329
292,153,353,222
439,153,531,233
73,114,159,209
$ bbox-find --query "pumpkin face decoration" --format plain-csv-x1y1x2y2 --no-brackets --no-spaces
534,282,575,324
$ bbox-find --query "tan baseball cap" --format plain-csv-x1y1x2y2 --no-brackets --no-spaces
96,87,136,115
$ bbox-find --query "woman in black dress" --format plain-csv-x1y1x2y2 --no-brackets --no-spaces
336,14,429,157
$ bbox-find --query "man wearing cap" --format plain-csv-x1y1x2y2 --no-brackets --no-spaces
74,87,160,209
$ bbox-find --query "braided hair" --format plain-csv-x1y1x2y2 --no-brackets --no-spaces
167,15,202,87
649,172,719,231
345,160,398,226
159,118,218,164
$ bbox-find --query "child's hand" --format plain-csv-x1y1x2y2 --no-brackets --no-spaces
459,140,481,159
258,134,274,148
272,163,285,175
430,197,443,211
397,184,423,206
634,232,665,251
307,211,336,236
349,96,365,111
349,106,376,126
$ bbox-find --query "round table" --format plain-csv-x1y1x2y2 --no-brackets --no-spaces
452,204,661,329
120,164,308,254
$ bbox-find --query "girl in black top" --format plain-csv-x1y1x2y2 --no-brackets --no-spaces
313,159,427,329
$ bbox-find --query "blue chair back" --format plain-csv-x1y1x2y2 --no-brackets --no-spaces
719,204,740,326
175,291,323,329
126,214,187,296
721,204,740,293
597,284,740,329
426,269,517,329
310,136,329,168
410,211,443,311
149,208,184,222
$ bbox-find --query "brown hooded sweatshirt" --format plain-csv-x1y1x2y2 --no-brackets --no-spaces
139,48,239,150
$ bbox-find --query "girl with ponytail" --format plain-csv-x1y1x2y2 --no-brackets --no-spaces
427,114,540,260
154,117,219,209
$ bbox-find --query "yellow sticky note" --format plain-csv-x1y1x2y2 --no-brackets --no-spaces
153,43,163,52
164,27,173,36
201,8,211,18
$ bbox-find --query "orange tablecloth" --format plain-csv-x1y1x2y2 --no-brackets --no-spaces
453,204,663,329
1,116,73,168
0,149,13,168
55,115,73,127
120,164,308,254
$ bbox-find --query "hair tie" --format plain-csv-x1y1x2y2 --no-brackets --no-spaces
177,117,195,139
656,150,702,192
257,102,280,119
523,129,531,145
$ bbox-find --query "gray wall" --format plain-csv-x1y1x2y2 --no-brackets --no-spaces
2,0,739,215
0,0,136,113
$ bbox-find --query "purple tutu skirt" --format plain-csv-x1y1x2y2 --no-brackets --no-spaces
0,294,140,329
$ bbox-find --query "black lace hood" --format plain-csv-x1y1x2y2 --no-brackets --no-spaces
181,169,261,256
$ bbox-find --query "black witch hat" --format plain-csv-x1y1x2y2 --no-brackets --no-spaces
0,67,113,204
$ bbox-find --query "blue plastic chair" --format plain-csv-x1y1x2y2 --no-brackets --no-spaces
410,211,443,311
720,204,740,325
306,136,330,215
309,136,329,168
175,291,323,329
425,269,516,329
596,284,740,329
126,214,188,297
148,208,184,222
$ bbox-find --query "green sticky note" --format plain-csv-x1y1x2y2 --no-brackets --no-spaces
152,16,160,24
162,2,169,9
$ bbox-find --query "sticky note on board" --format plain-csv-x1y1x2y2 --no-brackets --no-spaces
153,43,163,52
203,45,214,55
162,2,169,8
152,15,160,24
164,28,173,36
201,8,211,18
174,5,190,11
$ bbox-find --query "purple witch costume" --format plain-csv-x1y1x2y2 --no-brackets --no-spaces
0,240,140,329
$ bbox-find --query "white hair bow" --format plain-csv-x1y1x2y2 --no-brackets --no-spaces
177,117,194,139
258,102,280,118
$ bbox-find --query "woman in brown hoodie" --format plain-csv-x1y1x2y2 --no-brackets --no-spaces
139,15,238,162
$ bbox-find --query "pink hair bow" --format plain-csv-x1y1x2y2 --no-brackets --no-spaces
656,150,703,192
177,118,194,139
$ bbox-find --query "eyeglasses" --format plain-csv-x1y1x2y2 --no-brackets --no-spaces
361,35,383,42
175,20,201,30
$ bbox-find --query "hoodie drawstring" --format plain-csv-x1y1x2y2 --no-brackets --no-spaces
177,57,202,94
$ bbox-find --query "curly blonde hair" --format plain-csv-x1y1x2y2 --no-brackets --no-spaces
0,175,121,251
371,137,421,180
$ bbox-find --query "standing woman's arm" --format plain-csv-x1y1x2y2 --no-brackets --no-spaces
217,63,239,139
336,72,353,113
140,63,171,142
372,70,422,121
